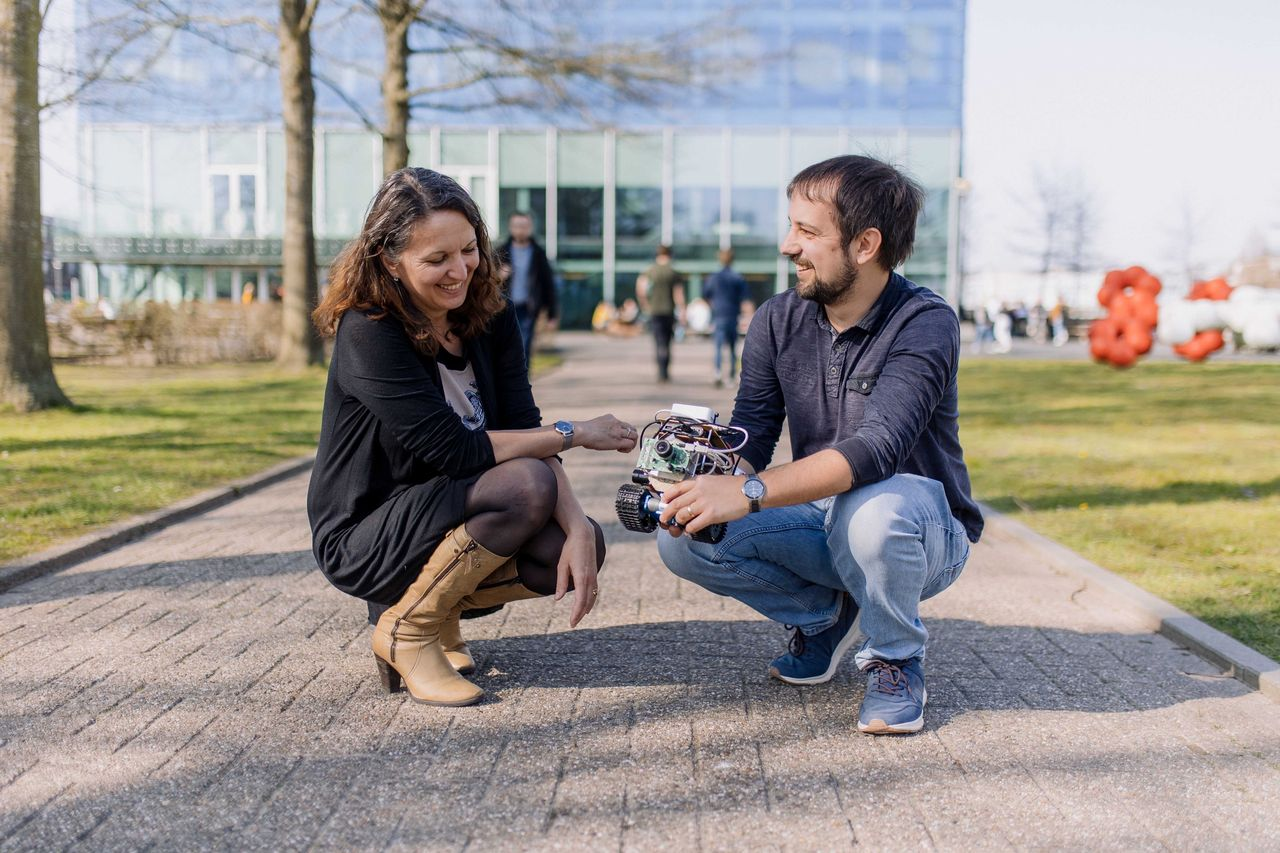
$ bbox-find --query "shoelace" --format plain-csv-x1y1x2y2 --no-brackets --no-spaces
866,661,913,699
785,625,806,657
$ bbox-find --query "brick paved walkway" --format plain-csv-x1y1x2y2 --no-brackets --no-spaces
2,331,1278,851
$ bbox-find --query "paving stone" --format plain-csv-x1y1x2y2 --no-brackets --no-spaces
1,332,1278,851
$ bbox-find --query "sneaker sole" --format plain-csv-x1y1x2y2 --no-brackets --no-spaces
857,689,927,734
768,615,861,686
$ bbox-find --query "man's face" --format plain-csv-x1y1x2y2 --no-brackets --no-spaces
508,215,533,243
780,193,856,306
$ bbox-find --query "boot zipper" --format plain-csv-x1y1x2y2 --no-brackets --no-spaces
390,540,478,663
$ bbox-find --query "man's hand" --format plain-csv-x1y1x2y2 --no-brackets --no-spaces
658,474,750,537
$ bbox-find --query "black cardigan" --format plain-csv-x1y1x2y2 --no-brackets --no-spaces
307,303,541,601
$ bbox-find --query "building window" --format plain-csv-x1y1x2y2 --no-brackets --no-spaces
731,133,781,261
673,131,722,263
556,133,604,261
498,132,547,242
210,171,258,237
615,134,662,261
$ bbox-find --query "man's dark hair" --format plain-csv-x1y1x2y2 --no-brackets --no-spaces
656,244,672,259
508,210,533,222
787,155,925,271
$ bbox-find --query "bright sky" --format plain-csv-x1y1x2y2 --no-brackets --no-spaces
964,0,1280,277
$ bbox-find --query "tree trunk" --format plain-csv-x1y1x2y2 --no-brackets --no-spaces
0,0,70,410
379,0,411,175
276,0,323,368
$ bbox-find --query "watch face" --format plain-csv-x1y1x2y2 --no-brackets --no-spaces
555,420,573,435
744,478,766,500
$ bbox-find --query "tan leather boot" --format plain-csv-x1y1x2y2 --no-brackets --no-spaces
440,560,545,674
371,526,511,706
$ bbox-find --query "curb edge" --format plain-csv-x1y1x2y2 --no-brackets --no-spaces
980,502,1279,703
0,454,316,594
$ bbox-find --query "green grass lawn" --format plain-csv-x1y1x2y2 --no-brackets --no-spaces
0,353,562,564
959,358,1280,661
0,363,329,563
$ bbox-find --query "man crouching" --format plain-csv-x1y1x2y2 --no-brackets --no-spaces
656,155,983,734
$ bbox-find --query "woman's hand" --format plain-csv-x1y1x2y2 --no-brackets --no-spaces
555,521,601,628
573,415,638,454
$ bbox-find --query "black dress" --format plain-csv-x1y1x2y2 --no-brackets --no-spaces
307,304,540,605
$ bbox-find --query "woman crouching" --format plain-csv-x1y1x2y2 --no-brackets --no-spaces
308,168,637,706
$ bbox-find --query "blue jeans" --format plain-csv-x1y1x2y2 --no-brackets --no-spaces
712,320,738,379
657,474,971,667
513,302,536,367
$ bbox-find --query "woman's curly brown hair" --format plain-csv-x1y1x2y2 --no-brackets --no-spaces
313,167,506,354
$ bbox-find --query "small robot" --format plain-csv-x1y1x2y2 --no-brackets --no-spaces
614,404,749,544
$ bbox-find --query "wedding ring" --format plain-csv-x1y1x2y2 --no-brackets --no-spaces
592,588,599,597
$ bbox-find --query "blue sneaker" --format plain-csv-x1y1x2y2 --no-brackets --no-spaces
857,658,927,734
768,594,859,685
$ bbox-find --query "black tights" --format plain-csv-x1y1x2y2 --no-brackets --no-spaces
463,457,605,595
368,459,605,624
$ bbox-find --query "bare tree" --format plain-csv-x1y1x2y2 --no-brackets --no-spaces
1061,181,1097,273
1013,166,1098,274
1,0,192,410
1161,195,1207,287
1,0,69,410
362,0,739,175
39,1,187,115
178,1,324,368
277,0,323,367
172,0,743,368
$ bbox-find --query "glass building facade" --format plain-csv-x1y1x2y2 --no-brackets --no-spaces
55,0,966,325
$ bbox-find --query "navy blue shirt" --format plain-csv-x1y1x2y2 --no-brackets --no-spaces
703,267,748,325
732,274,983,542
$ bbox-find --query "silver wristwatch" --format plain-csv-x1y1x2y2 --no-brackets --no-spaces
553,420,575,451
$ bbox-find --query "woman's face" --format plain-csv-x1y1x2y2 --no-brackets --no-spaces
385,210,479,324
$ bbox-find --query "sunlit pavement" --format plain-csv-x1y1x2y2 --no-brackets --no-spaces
2,331,1277,850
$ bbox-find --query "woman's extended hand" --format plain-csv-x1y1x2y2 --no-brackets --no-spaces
555,521,601,628
574,415,638,454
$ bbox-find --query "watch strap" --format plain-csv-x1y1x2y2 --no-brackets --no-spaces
743,475,766,513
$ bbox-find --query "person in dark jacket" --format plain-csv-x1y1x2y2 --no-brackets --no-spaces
655,156,981,736
308,168,637,707
497,211,558,367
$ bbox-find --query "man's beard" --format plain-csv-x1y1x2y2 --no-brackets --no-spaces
795,256,857,306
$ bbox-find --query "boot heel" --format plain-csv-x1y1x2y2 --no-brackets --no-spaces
375,656,403,694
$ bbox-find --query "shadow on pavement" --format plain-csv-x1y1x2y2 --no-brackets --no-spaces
0,551,317,607
466,618,1248,718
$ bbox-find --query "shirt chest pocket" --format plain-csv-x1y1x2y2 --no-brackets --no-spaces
847,373,878,396
841,372,879,426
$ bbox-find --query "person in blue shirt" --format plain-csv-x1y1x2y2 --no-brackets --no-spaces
702,248,749,387
655,156,981,735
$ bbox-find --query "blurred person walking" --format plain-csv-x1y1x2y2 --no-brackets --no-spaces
498,211,558,368
989,299,1013,353
704,248,749,387
1049,298,1070,346
636,244,686,383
